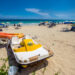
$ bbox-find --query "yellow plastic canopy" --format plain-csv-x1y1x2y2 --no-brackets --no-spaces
14,39,42,52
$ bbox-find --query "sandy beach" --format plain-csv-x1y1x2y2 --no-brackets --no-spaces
0,24,75,75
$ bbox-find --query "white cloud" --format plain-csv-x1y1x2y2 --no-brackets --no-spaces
25,8,50,18
56,14,67,18
55,13,71,19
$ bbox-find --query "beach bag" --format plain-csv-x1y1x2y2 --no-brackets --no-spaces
8,66,18,75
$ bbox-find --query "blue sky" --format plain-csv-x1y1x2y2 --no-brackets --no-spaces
0,0,75,19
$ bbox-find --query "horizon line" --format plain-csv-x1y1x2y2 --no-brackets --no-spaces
0,19,75,21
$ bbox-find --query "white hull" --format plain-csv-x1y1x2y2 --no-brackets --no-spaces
8,36,53,65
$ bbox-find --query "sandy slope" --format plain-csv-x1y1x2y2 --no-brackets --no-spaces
0,24,75,75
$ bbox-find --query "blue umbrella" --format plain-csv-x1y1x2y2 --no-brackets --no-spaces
0,24,5,27
0,24,4,25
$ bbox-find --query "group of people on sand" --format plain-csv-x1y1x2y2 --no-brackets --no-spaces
0,23,22,31
13,24,21,29
13,24,21,27
38,21,56,28
0,24,9,31
38,21,75,31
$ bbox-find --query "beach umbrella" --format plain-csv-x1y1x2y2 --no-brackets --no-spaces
0,23,4,28
45,21,48,23
19,23,23,24
0,23,5,25
2,22,5,24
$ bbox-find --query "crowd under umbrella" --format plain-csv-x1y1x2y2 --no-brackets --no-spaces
39,21,48,26
1,22,9,28
48,22,56,28
0,23,4,28
14,23,22,29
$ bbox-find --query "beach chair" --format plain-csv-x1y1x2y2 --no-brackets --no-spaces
11,36,22,45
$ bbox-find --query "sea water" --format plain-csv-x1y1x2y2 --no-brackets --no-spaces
0,19,75,25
